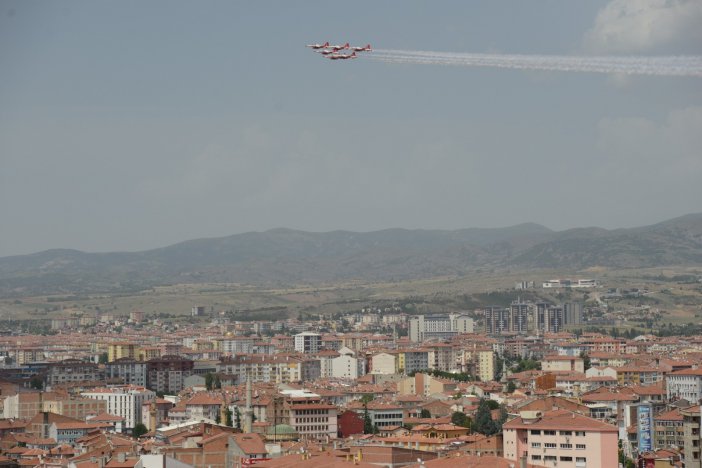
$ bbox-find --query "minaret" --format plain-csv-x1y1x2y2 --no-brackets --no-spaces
149,400,157,431
243,375,253,433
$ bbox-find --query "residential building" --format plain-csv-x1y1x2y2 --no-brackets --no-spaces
44,359,102,387
105,357,147,386
409,314,471,342
485,307,510,335
294,332,321,354
82,385,155,429
146,355,195,394
503,409,618,468
667,368,702,403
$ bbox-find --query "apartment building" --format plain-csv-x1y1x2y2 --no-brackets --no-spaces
294,332,322,354
146,355,195,394
409,314,473,342
503,409,618,468
82,385,155,429
667,368,702,403
217,354,321,384
45,359,102,387
105,357,147,386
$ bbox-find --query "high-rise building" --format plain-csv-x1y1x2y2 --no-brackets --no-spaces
510,300,530,334
546,306,564,333
484,306,511,335
564,302,583,325
294,332,322,354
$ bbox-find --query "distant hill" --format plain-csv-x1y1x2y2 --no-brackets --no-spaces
1,214,701,296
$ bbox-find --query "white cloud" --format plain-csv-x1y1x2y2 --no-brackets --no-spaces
584,0,702,54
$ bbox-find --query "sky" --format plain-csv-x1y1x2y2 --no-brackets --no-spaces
1,0,701,257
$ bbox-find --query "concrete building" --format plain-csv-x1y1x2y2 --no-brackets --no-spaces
146,355,194,394
667,368,702,403
370,353,397,375
681,405,702,468
82,385,155,429
503,409,618,468
484,306,510,335
476,349,496,382
294,332,321,354
105,357,147,386
510,300,530,334
542,356,585,374
45,359,102,387
409,314,473,342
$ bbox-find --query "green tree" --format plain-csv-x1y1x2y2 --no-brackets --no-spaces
360,394,374,405
363,405,374,434
214,374,222,389
205,373,214,391
420,409,431,418
451,411,471,429
506,381,516,393
473,399,498,436
225,408,233,427
234,407,242,430
98,352,109,364
132,423,148,438
580,352,591,371
30,375,43,390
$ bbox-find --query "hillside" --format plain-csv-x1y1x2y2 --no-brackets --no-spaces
1,214,701,296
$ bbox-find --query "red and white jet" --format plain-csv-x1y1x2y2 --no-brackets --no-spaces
306,41,329,49
317,49,336,55
351,44,372,52
327,51,357,60
329,42,350,52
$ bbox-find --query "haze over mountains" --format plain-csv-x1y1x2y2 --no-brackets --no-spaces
1,213,701,297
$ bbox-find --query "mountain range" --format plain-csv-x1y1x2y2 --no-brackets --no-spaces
1,213,701,296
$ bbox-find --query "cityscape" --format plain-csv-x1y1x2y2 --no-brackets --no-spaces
2,1,702,468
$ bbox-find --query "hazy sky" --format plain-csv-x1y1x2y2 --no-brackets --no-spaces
1,0,701,257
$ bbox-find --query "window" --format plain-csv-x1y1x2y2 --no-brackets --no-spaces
576,457,586,463
545,443,556,449
531,455,542,460
560,456,573,462
575,431,586,436
544,430,556,436
560,444,572,449
576,444,586,450
560,430,572,436
530,429,541,435
531,443,541,448
544,455,557,461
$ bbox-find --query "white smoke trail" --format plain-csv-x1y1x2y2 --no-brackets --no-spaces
364,49,702,77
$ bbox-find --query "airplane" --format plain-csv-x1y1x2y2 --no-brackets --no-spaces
306,41,329,49
351,44,372,52
327,51,357,60
329,42,350,52
317,49,336,55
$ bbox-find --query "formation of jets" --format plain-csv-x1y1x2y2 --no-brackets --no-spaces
306,42,372,60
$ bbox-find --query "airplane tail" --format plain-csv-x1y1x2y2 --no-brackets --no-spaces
344,42,349,48
324,42,329,47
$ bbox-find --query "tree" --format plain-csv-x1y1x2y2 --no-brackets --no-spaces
495,404,508,432
234,407,242,430
451,411,471,429
30,375,43,390
132,423,148,438
506,381,516,394
473,399,499,436
363,405,374,434
98,352,109,364
360,394,374,405
580,351,591,371
225,408,233,427
214,374,222,389
205,373,214,391
420,409,431,418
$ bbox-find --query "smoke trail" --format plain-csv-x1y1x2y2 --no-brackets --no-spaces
365,49,702,77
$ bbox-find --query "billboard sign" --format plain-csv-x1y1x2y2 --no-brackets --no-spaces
637,404,653,453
